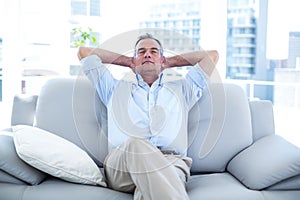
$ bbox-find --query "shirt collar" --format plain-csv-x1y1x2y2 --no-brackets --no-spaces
135,73,164,88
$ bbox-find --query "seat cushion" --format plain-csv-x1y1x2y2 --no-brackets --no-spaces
187,173,262,200
0,177,132,200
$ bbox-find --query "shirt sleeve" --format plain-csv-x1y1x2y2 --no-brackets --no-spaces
81,54,117,105
185,63,210,108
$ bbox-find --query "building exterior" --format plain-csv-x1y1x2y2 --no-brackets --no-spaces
227,0,271,100
274,68,300,108
287,31,300,68
138,0,202,76
227,0,268,80
0,0,277,101
138,0,271,100
71,0,100,16
267,31,300,106
272,32,300,108
139,0,201,52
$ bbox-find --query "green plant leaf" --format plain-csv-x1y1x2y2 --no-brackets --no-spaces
70,27,98,47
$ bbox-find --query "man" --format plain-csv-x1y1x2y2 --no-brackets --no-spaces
78,33,218,200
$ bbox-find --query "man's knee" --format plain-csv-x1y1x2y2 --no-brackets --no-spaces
125,137,144,146
122,137,158,154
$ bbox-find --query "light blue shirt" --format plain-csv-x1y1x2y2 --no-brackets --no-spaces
82,55,207,155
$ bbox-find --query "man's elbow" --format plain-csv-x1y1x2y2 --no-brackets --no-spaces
77,47,84,61
77,47,92,61
198,50,219,77
210,50,219,65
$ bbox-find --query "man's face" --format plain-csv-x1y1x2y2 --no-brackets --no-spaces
133,38,165,78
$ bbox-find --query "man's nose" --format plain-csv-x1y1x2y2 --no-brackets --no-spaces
144,50,151,58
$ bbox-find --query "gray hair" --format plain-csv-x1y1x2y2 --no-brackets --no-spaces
134,33,164,57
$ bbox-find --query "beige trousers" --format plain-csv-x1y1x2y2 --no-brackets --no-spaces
104,138,192,200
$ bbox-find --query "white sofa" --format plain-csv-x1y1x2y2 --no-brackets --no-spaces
1,77,300,200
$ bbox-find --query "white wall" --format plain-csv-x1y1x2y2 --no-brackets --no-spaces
1,0,23,102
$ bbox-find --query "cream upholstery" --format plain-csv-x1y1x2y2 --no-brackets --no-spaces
1,77,300,200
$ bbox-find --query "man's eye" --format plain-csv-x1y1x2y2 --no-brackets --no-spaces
138,50,145,55
151,50,159,54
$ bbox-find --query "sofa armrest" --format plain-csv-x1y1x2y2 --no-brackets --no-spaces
227,135,300,190
249,100,275,141
11,94,38,126
0,130,47,185
267,174,300,190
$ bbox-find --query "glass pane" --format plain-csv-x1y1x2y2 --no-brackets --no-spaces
90,0,100,16
71,0,87,15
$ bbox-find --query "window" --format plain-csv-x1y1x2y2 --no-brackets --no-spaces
71,0,100,16
0,0,300,147
182,20,189,27
0,77,2,101
192,28,200,36
182,29,189,36
192,19,200,26
71,0,87,15
0,37,2,64
90,0,100,16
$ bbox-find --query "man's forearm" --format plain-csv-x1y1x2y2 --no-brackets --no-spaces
78,47,132,67
166,50,219,76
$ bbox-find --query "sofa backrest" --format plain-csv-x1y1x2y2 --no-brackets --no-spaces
34,77,254,171
34,77,108,166
188,83,253,173
249,100,275,142
11,94,38,126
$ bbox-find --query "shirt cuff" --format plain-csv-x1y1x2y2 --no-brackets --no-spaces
194,63,210,82
80,54,103,71
186,63,210,89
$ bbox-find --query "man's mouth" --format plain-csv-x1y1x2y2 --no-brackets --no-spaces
142,61,154,65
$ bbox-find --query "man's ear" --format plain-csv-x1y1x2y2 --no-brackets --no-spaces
131,57,135,66
161,56,166,64
161,56,167,70
130,57,136,73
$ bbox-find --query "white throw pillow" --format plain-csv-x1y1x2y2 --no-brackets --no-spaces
227,135,300,190
12,125,106,187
